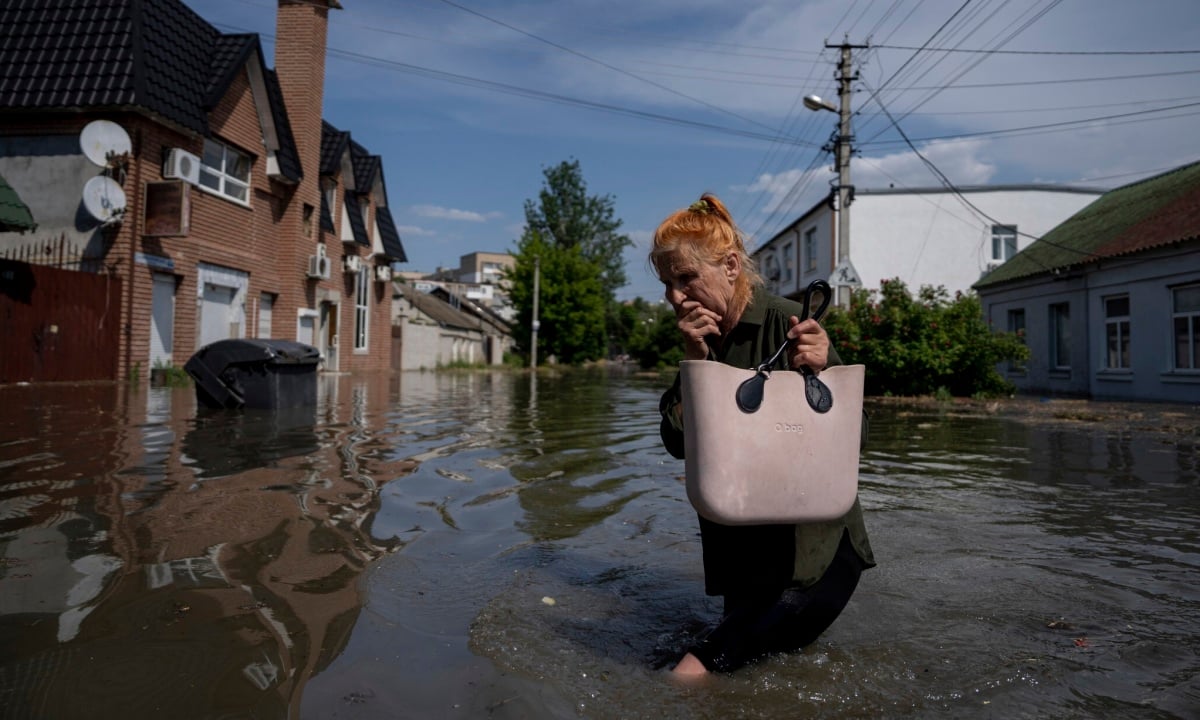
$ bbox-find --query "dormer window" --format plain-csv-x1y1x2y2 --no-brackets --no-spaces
200,139,251,204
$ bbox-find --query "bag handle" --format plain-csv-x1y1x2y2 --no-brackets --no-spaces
735,280,834,414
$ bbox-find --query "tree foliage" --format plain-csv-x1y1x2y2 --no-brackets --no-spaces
822,278,1029,398
615,298,684,369
508,159,633,364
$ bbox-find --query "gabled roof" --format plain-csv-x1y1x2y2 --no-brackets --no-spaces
343,191,369,247
976,161,1200,288
320,121,351,176
376,206,407,262
395,283,484,332
0,0,301,183
349,139,381,191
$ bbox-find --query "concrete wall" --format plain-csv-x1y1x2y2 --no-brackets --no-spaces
0,134,110,261
754,187,1101,301
979,242,1200,402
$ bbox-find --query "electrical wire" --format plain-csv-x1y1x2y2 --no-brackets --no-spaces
859,76,1102,264
432,0,781,135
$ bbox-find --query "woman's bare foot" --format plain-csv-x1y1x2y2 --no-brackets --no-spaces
671,653,708,677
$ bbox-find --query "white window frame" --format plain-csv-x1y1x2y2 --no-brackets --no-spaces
258,292,274,339
198,139,251,205
1172,284,1200,371
1050,302,1071,370
1103,294,1131,370
354,265,370,352
991,225,1018,263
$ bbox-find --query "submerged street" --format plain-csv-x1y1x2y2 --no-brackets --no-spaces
0,369,1197,719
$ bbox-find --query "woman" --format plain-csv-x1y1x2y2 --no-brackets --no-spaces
652,193,875,676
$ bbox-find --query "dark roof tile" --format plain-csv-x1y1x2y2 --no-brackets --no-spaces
343,191,369,247
376,206,407,262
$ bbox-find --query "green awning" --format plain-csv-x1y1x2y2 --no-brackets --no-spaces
0,172,37,233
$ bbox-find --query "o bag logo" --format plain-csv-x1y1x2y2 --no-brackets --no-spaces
775,422,805,433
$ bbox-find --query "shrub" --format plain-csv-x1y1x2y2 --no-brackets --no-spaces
822,278,1028,398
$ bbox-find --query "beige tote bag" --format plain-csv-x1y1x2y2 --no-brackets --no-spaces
680,360,865,525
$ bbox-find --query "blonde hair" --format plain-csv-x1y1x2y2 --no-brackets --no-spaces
650,193,762,310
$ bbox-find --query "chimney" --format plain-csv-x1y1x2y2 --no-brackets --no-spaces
274,0,341,204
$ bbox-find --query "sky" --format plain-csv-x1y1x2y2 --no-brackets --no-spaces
185,0,1200,301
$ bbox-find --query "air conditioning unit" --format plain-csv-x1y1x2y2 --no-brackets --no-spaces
163,148,201,185
344,255,362,273
307,245,331,280
375,264,392,282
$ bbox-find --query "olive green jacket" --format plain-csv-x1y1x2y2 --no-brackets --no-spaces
660,285,876,595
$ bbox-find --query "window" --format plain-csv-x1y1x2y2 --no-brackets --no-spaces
1007,308,1025,372
1173,284,1200,370
199,139,251,203
354,265,369,351
782,241,794,283
991,225,1018,263
804,227,817,272
258,293,274,339
1050,302,1070,370
1104,295,1130,370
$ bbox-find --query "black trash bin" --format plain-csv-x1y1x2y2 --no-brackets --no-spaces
184,339,321,410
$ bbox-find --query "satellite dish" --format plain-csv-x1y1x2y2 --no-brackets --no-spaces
80,119,132,166
82,175,127,223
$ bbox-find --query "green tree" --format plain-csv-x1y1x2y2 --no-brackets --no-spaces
627,301,685,369
508,160,633,364
822,278,1028,397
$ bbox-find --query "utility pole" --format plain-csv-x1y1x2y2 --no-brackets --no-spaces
807,40,866,307
834,42,859,307
530,255,540,370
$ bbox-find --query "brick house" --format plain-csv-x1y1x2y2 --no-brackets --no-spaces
0,0,405,381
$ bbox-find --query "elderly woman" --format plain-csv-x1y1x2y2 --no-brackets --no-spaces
652,193,875,676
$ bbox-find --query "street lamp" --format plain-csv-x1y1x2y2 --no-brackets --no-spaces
803,94,837,113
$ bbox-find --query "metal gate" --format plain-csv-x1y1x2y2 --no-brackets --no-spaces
0,260,122,382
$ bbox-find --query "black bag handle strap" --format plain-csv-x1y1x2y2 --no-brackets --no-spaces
736,280,834,414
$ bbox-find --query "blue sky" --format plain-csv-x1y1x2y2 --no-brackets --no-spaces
186,0,1200,301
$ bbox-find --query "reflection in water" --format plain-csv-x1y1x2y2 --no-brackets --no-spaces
1,375,1197,719
0,376,413,719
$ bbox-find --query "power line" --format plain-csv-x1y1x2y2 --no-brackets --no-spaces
874,44,1200,55
858,76,1102,264
213,22,822,148
887,67,1200,90
432,0,781,135
859,100,1200,147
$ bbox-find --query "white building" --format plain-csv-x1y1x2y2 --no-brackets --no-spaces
753,185,1103,303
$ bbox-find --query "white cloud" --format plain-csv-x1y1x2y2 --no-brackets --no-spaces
409,205,500,222
396,225,437,237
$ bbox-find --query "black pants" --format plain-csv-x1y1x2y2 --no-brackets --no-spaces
688,531,865,673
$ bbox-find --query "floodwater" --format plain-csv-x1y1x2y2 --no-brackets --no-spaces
0,369,1197,719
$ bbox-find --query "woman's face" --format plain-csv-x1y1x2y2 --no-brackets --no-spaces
659,247,739,319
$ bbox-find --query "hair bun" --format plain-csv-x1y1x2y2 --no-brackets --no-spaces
688,199,711,214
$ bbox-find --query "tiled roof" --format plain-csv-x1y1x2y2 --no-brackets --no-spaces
343,191,369,247
976,160,1200,288
263,68,302,183
320,121,350,176
349,139,381,190
376,206,407,262
0,0,301,183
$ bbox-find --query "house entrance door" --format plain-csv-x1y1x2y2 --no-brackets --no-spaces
150,273,175,366
319,301,338,371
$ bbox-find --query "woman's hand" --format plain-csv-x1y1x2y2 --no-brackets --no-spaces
786,316,829,372
676,300,723,360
